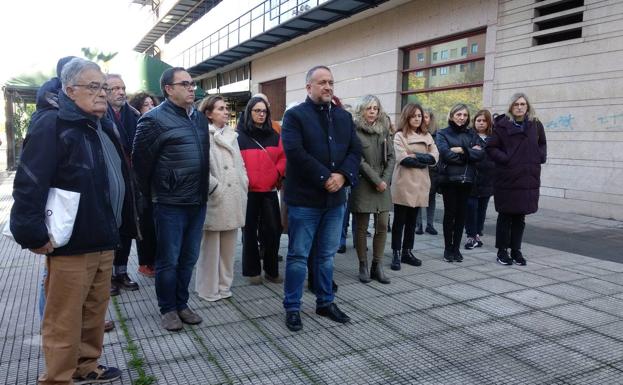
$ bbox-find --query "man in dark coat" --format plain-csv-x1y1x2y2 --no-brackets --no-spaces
11,58,129,384
281,65,362,332
132,67,210,331
105,74,141,295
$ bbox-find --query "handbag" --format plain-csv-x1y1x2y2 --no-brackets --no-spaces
3,188,81,248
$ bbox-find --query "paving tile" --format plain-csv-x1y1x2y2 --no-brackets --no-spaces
433,283,492,301
391,288,455,310
508,311,585,337
419,328,495,361
197,320,270,350
545,304,619,328
556,331,623,362
323,319,402,351
468,277,526,294
538,283,602,302
383,311,449,338
581,296,623,318
435,267,489,282
350,294,415,317
564,264,615,277
329,282,385,302
595,321,623,341
235,368,313,385
503,288,569,309
511,341,602,378
146,356,228,384
366,277,420,295
587,261,623,273
466,295,532,317
306,352,394,385
570,278,623,295
275,329,355,361
449,352,553,385
425,303,492,327
401,272,456,287
368,340,449,379
531,268,588,282
216,342,292,378
499,272,558,287
464,319,541,348
562,366,623,385
468,262,518,275
595,273,623,285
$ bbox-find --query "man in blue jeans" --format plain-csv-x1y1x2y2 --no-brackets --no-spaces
281,65,362,331
133,67,210,331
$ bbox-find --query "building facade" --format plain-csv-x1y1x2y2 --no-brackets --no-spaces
133,0,623,220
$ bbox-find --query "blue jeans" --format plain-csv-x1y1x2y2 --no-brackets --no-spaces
283,204,345,312
153,203,206,314
465,196,491,237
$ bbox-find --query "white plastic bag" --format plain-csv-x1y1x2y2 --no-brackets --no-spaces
2,188,80,248
44,188,81,248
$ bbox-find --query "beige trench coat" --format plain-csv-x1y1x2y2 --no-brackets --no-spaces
205,124,248,231
391,131,439,208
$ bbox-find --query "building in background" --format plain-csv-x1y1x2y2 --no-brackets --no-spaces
132,0,623,220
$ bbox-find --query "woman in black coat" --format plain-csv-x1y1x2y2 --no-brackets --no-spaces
436,104,484,263
486,92,547,266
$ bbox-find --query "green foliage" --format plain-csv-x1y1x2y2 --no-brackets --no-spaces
81,47,118,63
13,103,36,141
6,71,54,88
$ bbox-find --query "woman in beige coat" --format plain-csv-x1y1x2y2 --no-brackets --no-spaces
390,103,439,270
195,95,248,301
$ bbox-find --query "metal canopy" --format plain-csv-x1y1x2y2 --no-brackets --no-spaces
135,0,222,53
186,0,390,76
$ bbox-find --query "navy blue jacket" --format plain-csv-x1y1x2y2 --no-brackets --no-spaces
281,97,362,208
11,92,134,255
132,99,210,205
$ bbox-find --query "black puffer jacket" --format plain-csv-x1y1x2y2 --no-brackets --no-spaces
436,121,484,184
11,92,137,255
132,99,210,205
471,134,494,197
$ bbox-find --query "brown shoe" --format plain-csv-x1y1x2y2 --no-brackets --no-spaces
178,308,202,325
161,311,183,331
264,274,283,284
104,320,115,333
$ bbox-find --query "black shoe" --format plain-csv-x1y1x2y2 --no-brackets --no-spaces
390,250,401,271
110,282,120,297
112,273,139,291
453,249,463,262
401,249,422,267
443,249,454,263
74,365,121,384
425,225,438,235
333,281,339,293
464,237,477,250
285,311,303,332
337,245,346,254
511,249,527,266
497,249,513,265
415,225,424,235
370,262,391,284
316,303,350,324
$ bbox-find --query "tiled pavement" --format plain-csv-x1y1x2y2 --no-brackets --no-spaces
1,172,623,384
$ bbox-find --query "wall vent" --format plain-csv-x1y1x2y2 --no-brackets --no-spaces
533,0,584,46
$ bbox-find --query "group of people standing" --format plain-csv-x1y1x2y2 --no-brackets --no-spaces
8,56,546,384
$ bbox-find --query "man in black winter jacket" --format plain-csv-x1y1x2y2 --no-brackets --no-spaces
11,58,127,384
132,67,210,331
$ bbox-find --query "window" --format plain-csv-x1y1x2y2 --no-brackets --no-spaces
402,30,486,117
417,53,425,62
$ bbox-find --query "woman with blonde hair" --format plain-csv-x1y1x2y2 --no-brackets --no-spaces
349,95,395,283
195,95,248,301
486,93,546,265
390,103,438,270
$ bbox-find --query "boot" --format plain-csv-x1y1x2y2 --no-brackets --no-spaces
370,261,391,284
391,250,401,271
358,261,371,283
401,249,422,266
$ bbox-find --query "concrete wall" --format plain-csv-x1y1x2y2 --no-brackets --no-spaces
492,0,623,220
251,0,499,122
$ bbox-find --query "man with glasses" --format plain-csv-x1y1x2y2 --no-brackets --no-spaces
133,67,210,331
281,65,361,331
105,74,141,296
11,57,132,384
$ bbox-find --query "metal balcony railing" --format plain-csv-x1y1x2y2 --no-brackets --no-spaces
174,0,328,69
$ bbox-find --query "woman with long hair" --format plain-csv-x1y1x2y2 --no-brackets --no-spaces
415,108,440,235
436,104,484,262
464,109,495,250
238,96,286,284
390,103,438,271
486,93,547,265
350,95,395,283
195,95,248,301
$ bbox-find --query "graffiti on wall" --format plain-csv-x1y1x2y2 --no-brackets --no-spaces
544,114,574,130
596,113,623,130
544,112,623,131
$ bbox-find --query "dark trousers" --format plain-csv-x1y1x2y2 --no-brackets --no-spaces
243,191,281,277
465,196,491,238
495,212,526,251
113,235,132,267
441,183,472,250
391,204,419,251
137,203,156,266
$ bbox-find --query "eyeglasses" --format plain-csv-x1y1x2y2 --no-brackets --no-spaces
513,102,527,107
72,83,109,94
107,86,126,93
252,109,268,115
169,81,197,90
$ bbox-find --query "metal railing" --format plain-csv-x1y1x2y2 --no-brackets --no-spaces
173,0,328,69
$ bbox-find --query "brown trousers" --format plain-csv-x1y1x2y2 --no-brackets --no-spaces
354,212,389,264
39,251,113,385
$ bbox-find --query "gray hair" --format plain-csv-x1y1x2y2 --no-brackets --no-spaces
305,65,331,84
106,73,123,82
61,58,101,92
447,103,471,126
354,94,384,121
507,92,537,121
